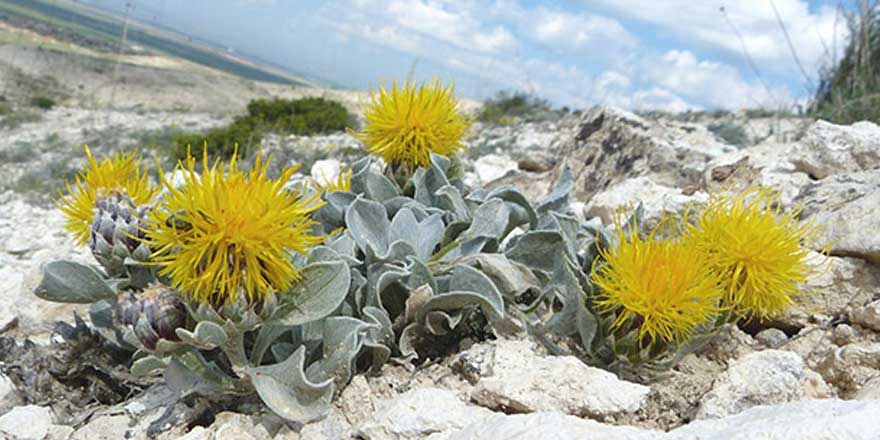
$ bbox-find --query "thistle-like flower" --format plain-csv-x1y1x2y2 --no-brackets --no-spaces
58,146,157,246
354,79,471,168
115,284,187,350
686,187,816,319
146,151,324,305
592,219,723,344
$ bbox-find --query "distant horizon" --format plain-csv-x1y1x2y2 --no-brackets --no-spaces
77,0,850,112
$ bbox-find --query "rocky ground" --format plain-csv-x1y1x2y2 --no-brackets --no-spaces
0,102,879,439
1,23,879,439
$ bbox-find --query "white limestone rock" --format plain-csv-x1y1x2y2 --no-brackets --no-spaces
795,170,880,263
310,159,343,185
355,388,492,440
852,300,880,332
584,176,708,229
697,350,830,419
473,154,518,184
673,399,880,440
470,339,650,418
0,405,55,440
447,412,662,440
790,120,880,179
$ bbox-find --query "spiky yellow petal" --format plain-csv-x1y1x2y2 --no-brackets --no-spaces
146,150,324,305
317,168,352,193
57,145,157,246
592,218,723,344
686,187,816,319
354,79,471,167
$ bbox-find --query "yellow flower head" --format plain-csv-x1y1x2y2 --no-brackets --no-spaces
317,168,352,193
146,150,325,305
58,145,157,246
592,218,723,344
686,187,816,319
354,79,471,168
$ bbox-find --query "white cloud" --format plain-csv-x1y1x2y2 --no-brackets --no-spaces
632,88,693,113
492,1,637,57
584,0,848,77
315,0,821,110
645,49,788,109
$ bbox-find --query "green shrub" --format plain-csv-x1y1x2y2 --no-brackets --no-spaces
30,96,56,110
708,122,750,147
0,109,42,130
172,97,356,161
811,3,880,123
248,97,355,135
478,91,553,124
172,116,264,161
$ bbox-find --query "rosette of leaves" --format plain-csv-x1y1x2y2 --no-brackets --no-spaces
309,153,530,362
498,174,734,379
34,255,357,422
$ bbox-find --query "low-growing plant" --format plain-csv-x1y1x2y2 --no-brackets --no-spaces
34,77,823,424
30,96,56,110
0,108,42,130
172,97,356,161
477,90,553,124
811,1,880,123
248,97,356,135
708,121,750,147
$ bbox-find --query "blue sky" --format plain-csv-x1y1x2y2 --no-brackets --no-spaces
81,0,850,111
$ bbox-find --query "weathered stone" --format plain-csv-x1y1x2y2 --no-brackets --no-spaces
704,144,811,207
470,339,649,418
672,399,880,440
298,407,352,440
796,170,880,263
0,193,92,344
0,373,15,406
697,350,830,419
473,154,517,184
46,425,76,440
755,328,789,348
584,176,707,230
71,414,131,440
560,107,733,202
447,412,661,440
355,388,492,440
782,253,880,327
336,375,377,427
789,120,880,179
832,324,857,346
176,426,210,440
210,412,271,440
0,405,55,440
310,159,343,184
854,376,880,400
852,300,880,332
817,342,880,396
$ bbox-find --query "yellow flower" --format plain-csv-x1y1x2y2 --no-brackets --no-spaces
146,150,324,305
686,187,816,319
592,219,723,344
58,145,157,246
354,79,471,168
317,168,352,193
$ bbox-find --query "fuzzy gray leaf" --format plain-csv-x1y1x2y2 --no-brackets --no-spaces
34,261,116,304
475,254,539,298
346,197,391,255
247,346,335,423
271,261,351,326
537,166,573,213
